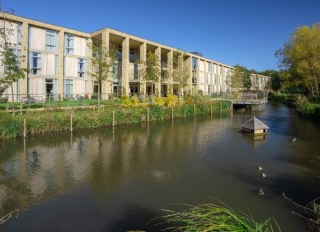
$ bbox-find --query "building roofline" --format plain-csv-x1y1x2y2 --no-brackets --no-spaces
1,12,232,67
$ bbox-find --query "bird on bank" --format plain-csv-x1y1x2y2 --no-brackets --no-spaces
258,166,263,171
292,137,297,142
262,172,267,178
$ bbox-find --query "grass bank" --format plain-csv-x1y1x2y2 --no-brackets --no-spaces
0,97,231,139
269,93,320,118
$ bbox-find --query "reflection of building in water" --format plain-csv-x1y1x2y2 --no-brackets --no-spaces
0,120,201,213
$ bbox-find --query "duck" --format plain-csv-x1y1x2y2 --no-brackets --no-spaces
259,188,265,196
262,172,267,178
258,166,263,171
291,137,297,142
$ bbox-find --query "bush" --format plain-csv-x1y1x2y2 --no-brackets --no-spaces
166,94,179,107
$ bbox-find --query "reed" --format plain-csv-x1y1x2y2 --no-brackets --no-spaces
160,203,281,232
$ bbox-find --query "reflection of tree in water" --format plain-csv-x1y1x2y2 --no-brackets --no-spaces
28,150,41,172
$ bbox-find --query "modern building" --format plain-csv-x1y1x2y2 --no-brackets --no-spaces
0,13,269,101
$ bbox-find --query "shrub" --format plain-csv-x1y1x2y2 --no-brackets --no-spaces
166,94,179,107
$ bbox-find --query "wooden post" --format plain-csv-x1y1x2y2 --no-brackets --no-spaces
210,103,212,117
171,107,174,120
23,118,26,138
220,100,222,111
112,110,115,127
194,104,196,117
70,113,73,132
147,108,150,122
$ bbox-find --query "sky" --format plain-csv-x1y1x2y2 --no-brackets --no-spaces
2,0,320,71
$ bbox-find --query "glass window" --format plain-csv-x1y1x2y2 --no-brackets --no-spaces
78,58,85,77
192,58,197,71
31,52,41,74
46,30,56,52
64,80,73,98
129,49,135,63
65,34,74,54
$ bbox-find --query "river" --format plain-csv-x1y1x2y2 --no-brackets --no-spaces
0,103,319,231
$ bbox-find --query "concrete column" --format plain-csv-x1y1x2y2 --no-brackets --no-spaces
185,56,192,96
195,58,200,94
139,42,146,96
57,30,65,100
155,47,161,96
20,21,29,96
167,50,173,94
101,31,110,99
121,37,129,96
86,38,93,98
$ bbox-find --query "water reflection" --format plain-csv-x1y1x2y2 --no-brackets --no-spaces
0,106,319,231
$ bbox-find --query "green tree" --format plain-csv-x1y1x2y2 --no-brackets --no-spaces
138,50,160,96
89,40,117,105
276,23,320,100
172,50,190,97
260,69,281,92
227,65,244,93
0,8,27,101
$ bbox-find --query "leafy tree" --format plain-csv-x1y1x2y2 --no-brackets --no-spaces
276,23,320,100
89,40,117,104
138,50,160,96
260,69,281,92
172,50,190,97
0,8,27,101
227,65,244,92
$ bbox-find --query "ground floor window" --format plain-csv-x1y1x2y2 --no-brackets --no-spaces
130,85,139,95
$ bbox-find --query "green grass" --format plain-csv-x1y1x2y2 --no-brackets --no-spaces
160,203,281,232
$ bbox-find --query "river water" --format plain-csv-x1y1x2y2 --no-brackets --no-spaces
0,103,319,232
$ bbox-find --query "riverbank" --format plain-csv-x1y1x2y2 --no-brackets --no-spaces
269,93,320,118
0,97,231,139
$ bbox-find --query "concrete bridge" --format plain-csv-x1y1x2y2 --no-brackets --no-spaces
222,91,269,110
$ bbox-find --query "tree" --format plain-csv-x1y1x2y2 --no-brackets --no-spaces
138,50,160,96
226,65,244,93
89,40,117,105
172,50,190,97
0,8,27,101
260,69,281,92
276,23,320,100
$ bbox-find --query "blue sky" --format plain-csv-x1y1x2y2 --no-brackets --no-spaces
3,0,320,71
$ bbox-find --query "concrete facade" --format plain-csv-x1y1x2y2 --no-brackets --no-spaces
0,13,270,101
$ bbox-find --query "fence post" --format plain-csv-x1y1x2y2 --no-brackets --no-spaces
171,107,174,120
147,108,150,122
194,104,196,117
23,118,26,138
112,110,115,127
70,113,73,132
210,103,212,117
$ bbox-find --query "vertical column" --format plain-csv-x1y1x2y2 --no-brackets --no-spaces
155,47,161,96
101,31,110,99
86,37,93,98
121,37,129,96
167,50,173,94
139,42,146,96
196,58,200,94
57,30,65,100
185,56,192,96
20,21,29,96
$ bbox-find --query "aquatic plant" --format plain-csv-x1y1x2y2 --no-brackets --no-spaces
160,202,281,232
283,193,320,231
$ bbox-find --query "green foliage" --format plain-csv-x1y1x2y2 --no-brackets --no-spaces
172,50,190,96
0,99,231,138
138,51,161,96
276,23,320,100
161,203,280,232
